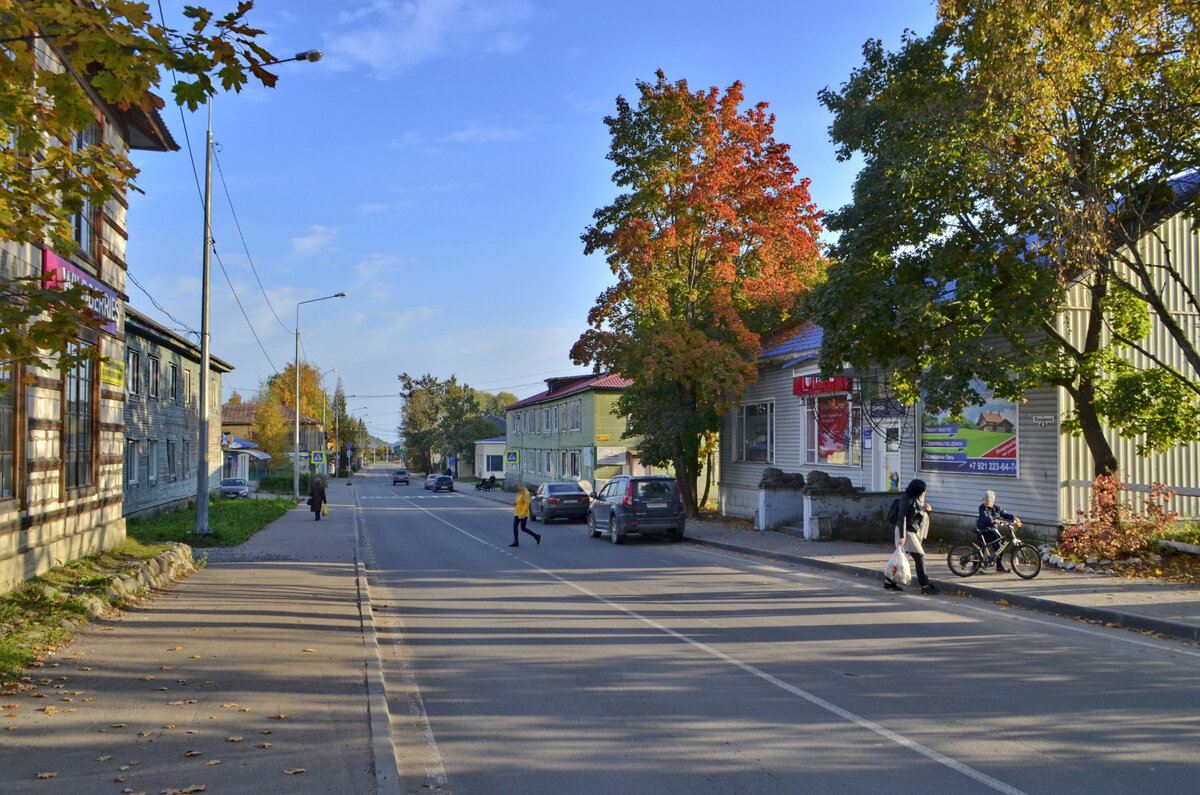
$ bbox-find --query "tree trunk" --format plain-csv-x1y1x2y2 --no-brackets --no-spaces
699,451,713,511
1073,380,1119,477
674,447,699,519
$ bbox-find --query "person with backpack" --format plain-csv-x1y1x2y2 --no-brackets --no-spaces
884,478,937,594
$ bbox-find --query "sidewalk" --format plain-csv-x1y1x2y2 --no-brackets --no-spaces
471,485,1200,643
2,482,390,794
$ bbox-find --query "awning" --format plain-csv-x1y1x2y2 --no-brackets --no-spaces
228,449,272,461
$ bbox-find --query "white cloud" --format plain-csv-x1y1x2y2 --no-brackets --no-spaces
441,122,534,144
290,225,337,257
322,0,535,77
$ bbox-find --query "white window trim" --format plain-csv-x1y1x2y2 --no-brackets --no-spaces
149,358,160,399
148,439,158,483
735,401,775,464
126,439,139,485
126,350,140,396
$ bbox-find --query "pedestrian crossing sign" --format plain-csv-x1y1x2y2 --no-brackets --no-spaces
311,451,326,464
505,449,519,467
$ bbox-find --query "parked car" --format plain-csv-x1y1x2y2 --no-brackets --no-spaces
432,475,454,493
424,474,438,490
393,469,409,485
531,482,590,523
220,477,250,499
587,475,685,543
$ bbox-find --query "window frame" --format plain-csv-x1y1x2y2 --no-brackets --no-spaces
0,363,18,502
167,439,177,479
149,357,160,399
126,349,140,397
148,438,158,484
735,401,775,464
63,343,96,491
804,394,862,468
126,438,140,485
169,363,179,402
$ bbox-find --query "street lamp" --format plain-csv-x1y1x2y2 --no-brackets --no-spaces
294,293,347,498
195,48,322,535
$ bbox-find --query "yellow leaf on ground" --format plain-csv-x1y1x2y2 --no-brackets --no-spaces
35,772,57,779
227,736,243,742
283,768,306,775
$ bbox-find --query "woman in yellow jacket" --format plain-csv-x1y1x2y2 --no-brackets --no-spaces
511,482,541,547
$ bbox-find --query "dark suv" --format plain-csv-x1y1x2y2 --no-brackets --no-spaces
432,475,454,493
587,475,685,543
392,469,409,485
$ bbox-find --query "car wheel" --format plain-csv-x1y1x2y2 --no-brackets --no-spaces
587,512,601,538
610,516,624,544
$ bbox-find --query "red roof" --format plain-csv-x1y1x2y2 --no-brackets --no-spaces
505,372,632,410
221,402,320,426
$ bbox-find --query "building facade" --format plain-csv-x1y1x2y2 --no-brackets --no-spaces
123,308,231,519
0,38,177,591
504,373,642,493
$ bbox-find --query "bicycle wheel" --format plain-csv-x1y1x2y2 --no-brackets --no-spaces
1009,543,1042,579
947,544,983,577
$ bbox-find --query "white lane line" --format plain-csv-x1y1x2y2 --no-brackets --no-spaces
411,504,1026,795
688,545,1200,659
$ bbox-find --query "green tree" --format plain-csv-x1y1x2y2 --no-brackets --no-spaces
571,72,825,515
399,373,445,474
264,361,328,426
0,1,280,379
811,1,1200,476
249,392,288,471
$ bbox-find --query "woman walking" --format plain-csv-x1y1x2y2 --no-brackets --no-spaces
310,477,327,522
510,481,541,547
885,478,937,594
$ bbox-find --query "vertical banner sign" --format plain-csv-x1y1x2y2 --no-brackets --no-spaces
920,379,1018,475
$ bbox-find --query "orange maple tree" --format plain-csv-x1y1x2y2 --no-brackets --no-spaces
572,72,825,514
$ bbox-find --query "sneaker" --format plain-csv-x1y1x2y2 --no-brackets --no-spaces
920,584,939,595
883,579,901,591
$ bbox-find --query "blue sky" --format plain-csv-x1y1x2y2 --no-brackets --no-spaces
126,0,939,442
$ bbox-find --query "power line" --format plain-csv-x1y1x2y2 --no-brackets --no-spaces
126,271,197,335
212,147,291,336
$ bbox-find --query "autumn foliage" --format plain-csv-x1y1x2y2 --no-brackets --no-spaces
1059,475,1178,561
573,72,824,513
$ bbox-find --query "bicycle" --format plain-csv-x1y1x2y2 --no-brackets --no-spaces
947,520,1043,579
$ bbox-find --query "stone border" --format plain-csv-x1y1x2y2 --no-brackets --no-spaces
49,542,196,631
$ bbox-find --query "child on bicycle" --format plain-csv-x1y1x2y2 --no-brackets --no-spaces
978,490,1020,572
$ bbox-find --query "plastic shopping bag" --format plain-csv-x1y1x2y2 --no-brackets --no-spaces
321,503,329,517
886,543,912,585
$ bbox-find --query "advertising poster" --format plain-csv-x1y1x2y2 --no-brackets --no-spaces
920,380,1018,476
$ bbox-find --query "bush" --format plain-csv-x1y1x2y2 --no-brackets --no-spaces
1059,474,1178,560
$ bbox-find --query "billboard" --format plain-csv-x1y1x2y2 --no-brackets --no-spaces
920,379,1018,476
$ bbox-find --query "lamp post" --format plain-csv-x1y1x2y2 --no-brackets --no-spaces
195,48,323,535
294,293,347,498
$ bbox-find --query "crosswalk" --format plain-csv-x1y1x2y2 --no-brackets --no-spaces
361,493,462,500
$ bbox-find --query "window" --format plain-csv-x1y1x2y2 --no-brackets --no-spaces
169,363,178,401
64,344,95,489
167,439,177,478
735,402,774,463
71,123,102,259
570,450,580,478
805,395,862,467
553,405,559,432
544,450,552,474
486,454,503,472
1,363,15,500
560,450,568,477
570,401,581,432
149,358,159,399
126,439,139,485
148,439,158,484
184,368,192,405
126,349,140,396
543,408,551,434
183,438,191,475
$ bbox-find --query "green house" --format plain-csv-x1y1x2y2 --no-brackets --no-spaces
504,373,652,492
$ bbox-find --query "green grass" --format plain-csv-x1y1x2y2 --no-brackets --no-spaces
0,538,172,682
127,497,297,547
1156,523,1200,545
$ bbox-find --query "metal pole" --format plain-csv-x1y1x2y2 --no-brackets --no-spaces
195,101,213,534
293,303,301,499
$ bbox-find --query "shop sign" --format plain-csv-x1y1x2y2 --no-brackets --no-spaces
42,250,121,335
793,375,852,396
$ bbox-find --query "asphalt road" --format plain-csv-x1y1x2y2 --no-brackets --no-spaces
355,468,1200,794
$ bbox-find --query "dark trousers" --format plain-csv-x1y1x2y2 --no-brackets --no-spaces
908,550,930,587
512,515,537,543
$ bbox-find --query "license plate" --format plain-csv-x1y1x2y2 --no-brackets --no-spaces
646,501,668,509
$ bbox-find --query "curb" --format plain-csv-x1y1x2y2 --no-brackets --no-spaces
687,536,1200,644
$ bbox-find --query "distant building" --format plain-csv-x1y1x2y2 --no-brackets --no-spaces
473,436,507,480
123,308,231,519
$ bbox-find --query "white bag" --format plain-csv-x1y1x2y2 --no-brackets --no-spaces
886,544,912,585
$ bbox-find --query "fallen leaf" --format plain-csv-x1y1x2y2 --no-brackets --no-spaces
271,714,288,720
205,760,221,766
227,736,243,742
164,724,176,729
140,676,156,681
180,786,207,793
220,703,238,709
160,666,173,671
168,647,182,651
191,656,200,660
185,750,202,757
42,706,56,716
139,731,153,737
83,697,94,702
302,649,316,653
238,708,251,713
167,701,184,706
261,730,273,735
35,772,57,779
111,723,126,728
96,755,112,762
186,729,199,734
258,743,272,749
283,768,306,775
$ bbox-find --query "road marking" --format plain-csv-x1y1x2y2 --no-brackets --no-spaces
409,503,1027,795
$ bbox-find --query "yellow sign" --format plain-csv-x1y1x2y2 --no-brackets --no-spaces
100,359,125,388
505,449,520,466
595,434,609,442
